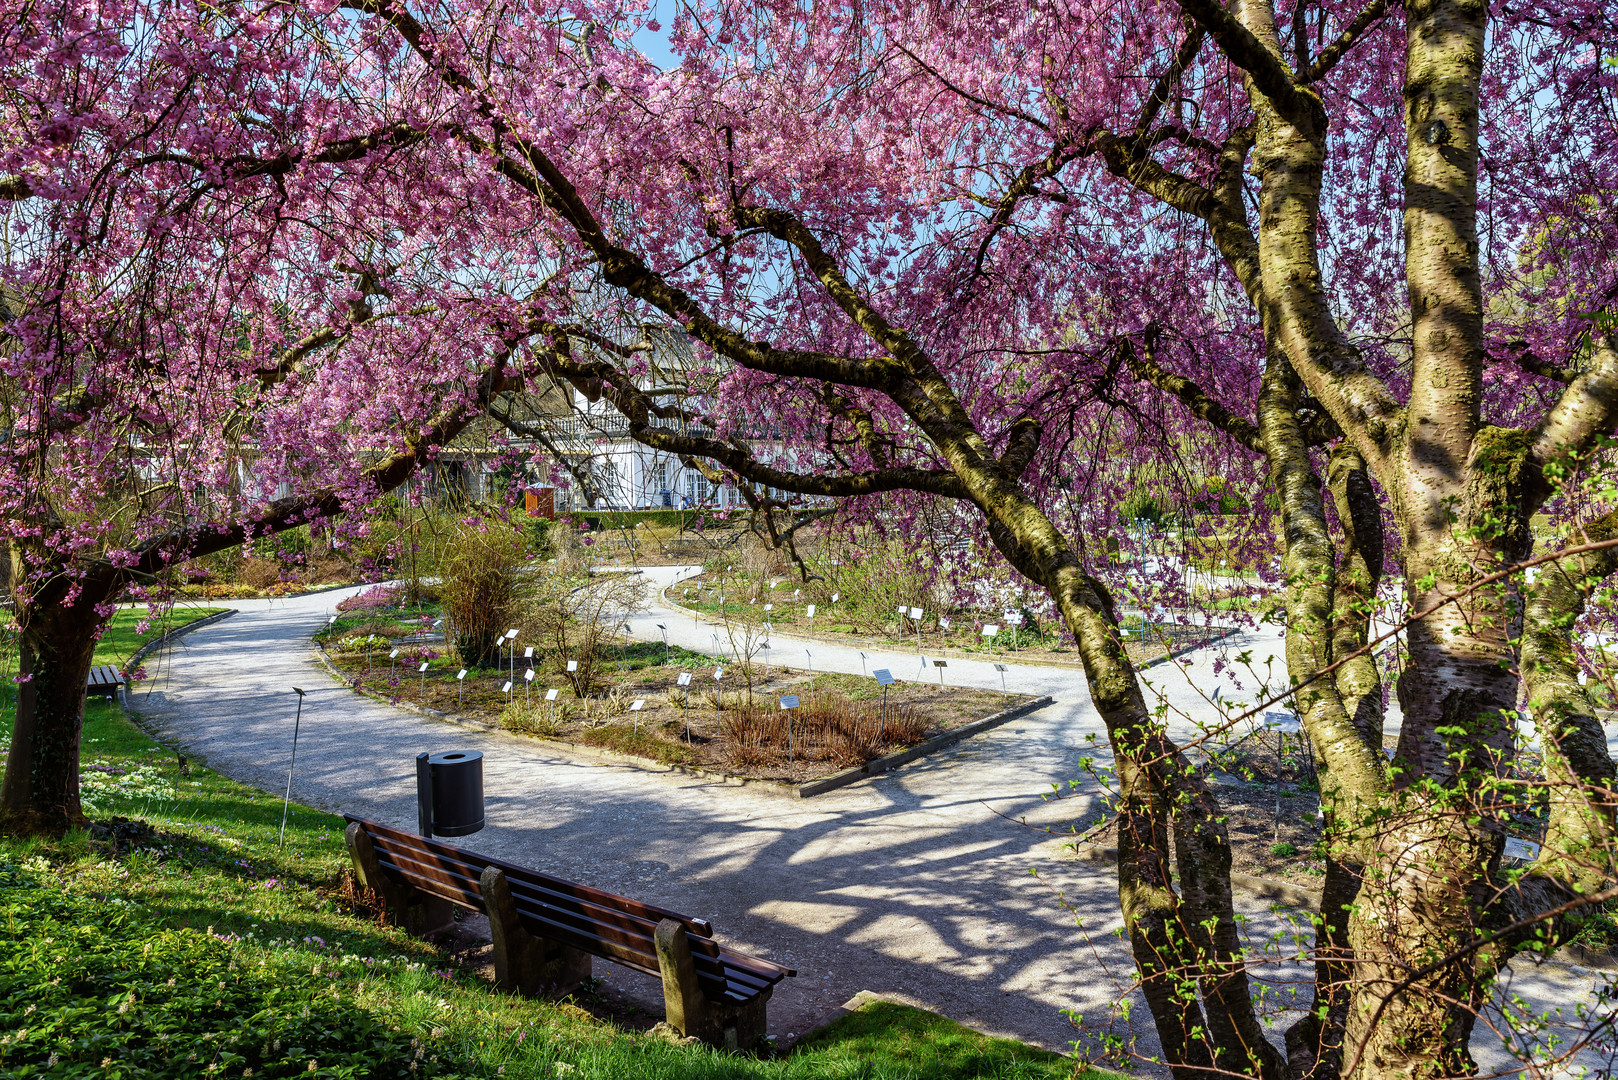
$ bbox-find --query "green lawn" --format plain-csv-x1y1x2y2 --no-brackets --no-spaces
0,703,1105,1079
97,605,231,671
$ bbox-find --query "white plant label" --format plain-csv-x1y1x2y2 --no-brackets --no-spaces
763,603,773,612
566,660,578,672
939,616,951,629
873,668,895,685
456,669,467,680
545,688,559,701
982,624,999,637
1263,711,1301,734
524,669,535,682
714,667,725,680
831,593,840,603
390,649,401,659
909,606,923,620
677,672,692,687
896,605,907,617
506,628,520,639
806,604,816,618
502,681,513,694
1503,837,1541,861
419,662,429,673
524,646,534,658
630,699,644,712
779,695,800,710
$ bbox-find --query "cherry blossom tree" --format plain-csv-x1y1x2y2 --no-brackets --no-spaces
0,3,541,834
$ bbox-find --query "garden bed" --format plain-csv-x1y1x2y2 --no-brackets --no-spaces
663,571,1231,668
319,631,1032,785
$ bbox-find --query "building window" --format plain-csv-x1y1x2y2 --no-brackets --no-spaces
685,470,711,504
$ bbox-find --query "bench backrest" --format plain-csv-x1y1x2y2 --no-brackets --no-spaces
347,817,791,1001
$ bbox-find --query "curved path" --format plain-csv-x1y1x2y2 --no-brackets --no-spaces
129,569,1595,1068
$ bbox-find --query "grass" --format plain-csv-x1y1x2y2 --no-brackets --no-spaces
96,605,231,671
0,703,1105,1079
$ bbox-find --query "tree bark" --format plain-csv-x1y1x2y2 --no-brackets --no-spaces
0,572,111,835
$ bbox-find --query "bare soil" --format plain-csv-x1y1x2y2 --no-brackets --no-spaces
1081,732,1330,889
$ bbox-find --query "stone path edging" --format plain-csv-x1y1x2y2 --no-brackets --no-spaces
311,645,1051,799
797,696,1054,797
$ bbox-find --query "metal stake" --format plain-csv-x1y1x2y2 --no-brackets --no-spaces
279,688,306,846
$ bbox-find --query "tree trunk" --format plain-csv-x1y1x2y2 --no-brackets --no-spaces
0,593,107,835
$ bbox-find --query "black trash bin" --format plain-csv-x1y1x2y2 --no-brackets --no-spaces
415,750,485,838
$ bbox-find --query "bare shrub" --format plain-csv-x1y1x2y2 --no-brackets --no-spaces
529,570,648,696
238,558,281,590
720,694,929,768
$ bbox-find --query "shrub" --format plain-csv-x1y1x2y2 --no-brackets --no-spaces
1270,842,1298,858
337,583,403,612
500,698,561,736
439,516,530,668
528,572,647,696
720,695,929,768
1118,487,1164,525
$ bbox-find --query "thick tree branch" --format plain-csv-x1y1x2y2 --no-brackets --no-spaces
1529,328,1618,488
1170,0,1327,134
1123,335,1261,453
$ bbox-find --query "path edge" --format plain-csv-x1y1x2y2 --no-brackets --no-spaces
124,608,238,679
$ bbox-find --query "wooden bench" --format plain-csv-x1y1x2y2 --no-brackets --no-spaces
86,664,124,698
344,817,794,1049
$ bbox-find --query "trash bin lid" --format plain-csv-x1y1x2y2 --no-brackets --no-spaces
427,750,482,767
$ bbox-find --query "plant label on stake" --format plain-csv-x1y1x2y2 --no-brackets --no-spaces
857,650,868,676
1263,712,1301,841
630,698,645,733
780,694,800,760
830,592,840,604
933,658,948,686
456,668,467,708
418,661,429,700
993,662,1008,693
873,668,894,726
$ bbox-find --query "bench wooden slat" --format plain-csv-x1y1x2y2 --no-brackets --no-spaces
373,847,740,991
367,835,728,969
86,665,124,694
349,816,794,1002
357,817,713,936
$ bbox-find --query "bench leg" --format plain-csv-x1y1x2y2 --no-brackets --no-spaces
344,822,454,937
481,866,592,997
653,919,772,1051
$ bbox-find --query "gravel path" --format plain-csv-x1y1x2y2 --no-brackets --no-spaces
127,569,1605,1069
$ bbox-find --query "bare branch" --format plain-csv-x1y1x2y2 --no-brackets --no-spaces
1301,0,1396,84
